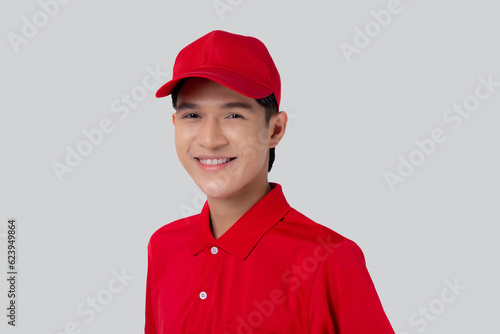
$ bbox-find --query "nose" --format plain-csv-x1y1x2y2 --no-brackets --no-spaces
196,116,229,149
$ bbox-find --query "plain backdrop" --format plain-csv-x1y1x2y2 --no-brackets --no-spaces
1,0,499,333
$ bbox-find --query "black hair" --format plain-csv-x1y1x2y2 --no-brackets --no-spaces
171,78,279,172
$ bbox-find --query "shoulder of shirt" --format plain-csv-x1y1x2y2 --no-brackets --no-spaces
283,207,365,259
148,213,200,246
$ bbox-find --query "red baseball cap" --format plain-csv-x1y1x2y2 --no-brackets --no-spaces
155,30,281,106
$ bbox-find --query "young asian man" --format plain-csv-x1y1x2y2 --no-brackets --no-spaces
145,30,395,334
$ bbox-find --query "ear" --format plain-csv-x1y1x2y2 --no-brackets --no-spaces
172,112,176,126
268,111,288,149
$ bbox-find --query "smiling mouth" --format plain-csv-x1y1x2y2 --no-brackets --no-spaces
196,157,237,166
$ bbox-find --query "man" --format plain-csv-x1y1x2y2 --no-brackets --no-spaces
145,30,395,333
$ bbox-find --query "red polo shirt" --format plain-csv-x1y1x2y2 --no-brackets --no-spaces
145,182,394,334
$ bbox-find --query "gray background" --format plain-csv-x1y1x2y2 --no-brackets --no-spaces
1,0,499,333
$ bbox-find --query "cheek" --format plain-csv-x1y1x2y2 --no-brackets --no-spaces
174,133,194,167
234,136,269,165
227,123,269,150
174,127,194,150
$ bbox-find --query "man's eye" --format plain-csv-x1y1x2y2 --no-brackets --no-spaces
182,113,199,118
227,113,243,119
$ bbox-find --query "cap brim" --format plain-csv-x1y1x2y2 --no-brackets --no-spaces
155,68,273,100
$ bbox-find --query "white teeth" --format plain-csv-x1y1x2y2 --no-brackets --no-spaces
199,158,233,165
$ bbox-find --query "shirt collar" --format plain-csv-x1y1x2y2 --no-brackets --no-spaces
188,182,291,260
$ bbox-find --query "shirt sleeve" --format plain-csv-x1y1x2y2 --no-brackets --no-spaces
308,239,395,334
145,239,157,334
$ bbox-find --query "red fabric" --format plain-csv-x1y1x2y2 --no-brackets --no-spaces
155,30,281,106
145,182,394,333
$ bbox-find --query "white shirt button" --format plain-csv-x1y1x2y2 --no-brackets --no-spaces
210,246,218,254
199,291,207,300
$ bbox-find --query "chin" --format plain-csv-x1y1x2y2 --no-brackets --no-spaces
195,178,234,199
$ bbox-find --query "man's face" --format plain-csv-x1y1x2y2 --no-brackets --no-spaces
172,77,280,199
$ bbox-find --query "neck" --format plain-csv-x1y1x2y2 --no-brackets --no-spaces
208,179,272,239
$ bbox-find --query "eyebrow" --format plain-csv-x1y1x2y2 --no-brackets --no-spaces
176,101,255,112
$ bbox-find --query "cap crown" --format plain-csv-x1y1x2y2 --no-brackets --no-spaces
171,30,281,105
